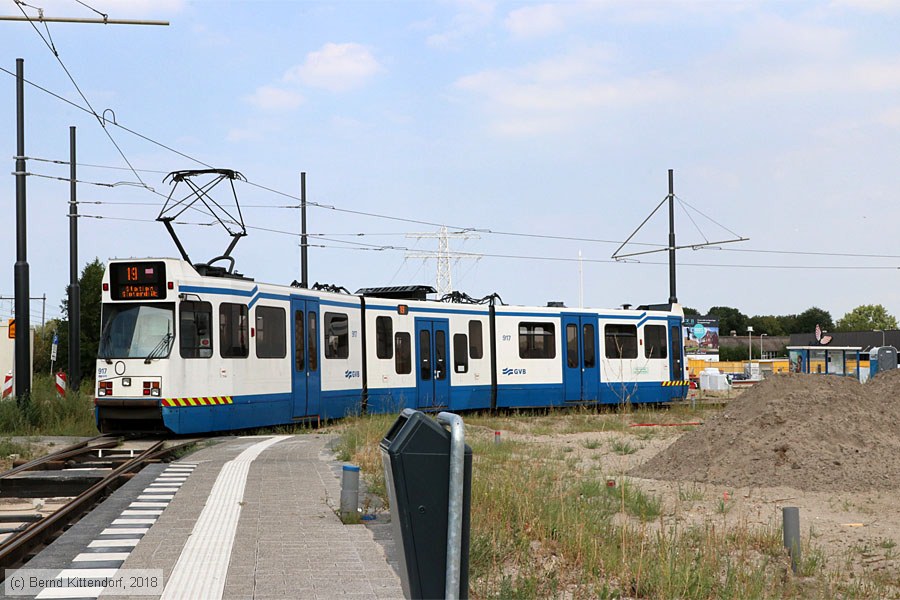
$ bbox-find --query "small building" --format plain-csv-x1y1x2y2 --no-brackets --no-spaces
786,346,865,380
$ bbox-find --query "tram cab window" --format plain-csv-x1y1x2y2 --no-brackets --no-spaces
644,325,667,359
256,306,286,359
605,324,638,359
180,301,212,359
376,316,393,359
518,322,556,359
100,303,174,360
324,312,349,359
220,303,249,358
454,334,469,373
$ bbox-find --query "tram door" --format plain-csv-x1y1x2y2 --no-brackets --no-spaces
415,318,450,408
291,298,321,418
669,319,685,382
562,315,600,402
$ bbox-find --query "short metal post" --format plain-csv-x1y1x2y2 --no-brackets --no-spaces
340,464,360,521
436,412,464,600
493,431,500,445
783,506,801,573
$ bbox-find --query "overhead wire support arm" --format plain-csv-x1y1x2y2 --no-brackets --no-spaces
0,15,169,25
612,169,749,304
610,195,668,260
612,237,750,260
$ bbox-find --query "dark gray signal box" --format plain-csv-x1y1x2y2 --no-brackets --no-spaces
380,409,472,600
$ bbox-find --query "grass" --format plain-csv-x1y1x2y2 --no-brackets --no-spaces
0,437,37,470
333,409,896,600
610,439,638,455
0,375,98,436
332,412,396,503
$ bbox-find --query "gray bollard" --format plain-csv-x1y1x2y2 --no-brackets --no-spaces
340,464,360,521
782,506,801,573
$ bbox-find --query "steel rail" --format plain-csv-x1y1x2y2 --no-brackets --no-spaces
0,435,121,478
0,439,165,571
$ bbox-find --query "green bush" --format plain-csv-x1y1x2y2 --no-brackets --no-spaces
0,374,97,436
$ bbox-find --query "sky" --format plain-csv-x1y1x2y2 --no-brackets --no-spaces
2,0,900,330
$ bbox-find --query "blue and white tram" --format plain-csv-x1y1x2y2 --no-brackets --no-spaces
94,258,688,434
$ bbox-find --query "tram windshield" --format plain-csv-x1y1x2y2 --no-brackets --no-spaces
99,303,175,360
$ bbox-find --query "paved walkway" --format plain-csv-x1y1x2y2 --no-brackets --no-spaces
110,434,404,600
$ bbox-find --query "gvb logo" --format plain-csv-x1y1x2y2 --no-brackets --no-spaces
344,370,360,379
502,368,527,376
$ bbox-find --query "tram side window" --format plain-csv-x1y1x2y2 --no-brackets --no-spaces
644,325,668,359
180,301,213,359
256,306,286,359
605,324,638,359
395,332,411,374
566,324,579,367
220,303,249,358
308,312,318,371
376,316,393,359
468,320,483,359
454,334,469,373
518,322,556,359
294,311,305,370
324,312,349,359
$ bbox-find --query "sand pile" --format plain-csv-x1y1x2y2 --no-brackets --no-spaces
630,372,900,492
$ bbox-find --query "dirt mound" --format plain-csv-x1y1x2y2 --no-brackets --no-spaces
630,373,900,491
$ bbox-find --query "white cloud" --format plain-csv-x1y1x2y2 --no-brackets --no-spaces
245,85,304,111
98,0,186,18
504,3,573,39
426,0,495,48
455,46,676,135
829,0,900,13
732,15,848,61
284,43,382,92
877,106,900,129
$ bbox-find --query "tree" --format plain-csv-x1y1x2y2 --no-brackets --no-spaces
794,307,834,335
708,306,748,336
835,304,899,332
776,314,798,334
32,319,62,375
748,315,786,336
682,306,701,317
58,258,105,384
718,344,758,361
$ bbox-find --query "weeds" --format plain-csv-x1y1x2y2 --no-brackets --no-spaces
0,375,97,436
610,439,637,455
677,483,705,502
333,411,889,599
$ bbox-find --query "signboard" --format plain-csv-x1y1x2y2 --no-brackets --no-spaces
50,332,58,362
109,261,167,301
7,319,13,339
683,316,719,355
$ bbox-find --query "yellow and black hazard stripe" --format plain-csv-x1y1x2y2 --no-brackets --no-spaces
161,397,233,407
662,381,689,387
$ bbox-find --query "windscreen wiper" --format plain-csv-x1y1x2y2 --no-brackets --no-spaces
98,328,114,364
144,333,174,364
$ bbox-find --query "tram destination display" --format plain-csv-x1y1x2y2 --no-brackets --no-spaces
109,262,167,301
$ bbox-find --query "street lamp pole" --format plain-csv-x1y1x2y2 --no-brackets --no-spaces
747,325,754,362
874,329,885,346
760,333,767,359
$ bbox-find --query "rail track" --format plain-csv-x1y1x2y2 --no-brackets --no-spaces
0,434,198,573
